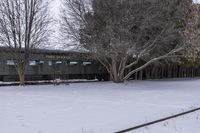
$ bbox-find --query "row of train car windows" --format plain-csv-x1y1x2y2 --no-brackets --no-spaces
5,60,92,66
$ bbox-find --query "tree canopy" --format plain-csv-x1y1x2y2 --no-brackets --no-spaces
62,0,196,82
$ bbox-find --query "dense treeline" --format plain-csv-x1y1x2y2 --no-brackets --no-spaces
131,64,200,80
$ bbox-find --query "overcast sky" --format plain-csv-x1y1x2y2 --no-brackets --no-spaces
48,0,62,49
194,0,200,3
50,0,61,17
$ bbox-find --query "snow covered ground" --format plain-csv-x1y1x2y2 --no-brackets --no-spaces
0,79,200,133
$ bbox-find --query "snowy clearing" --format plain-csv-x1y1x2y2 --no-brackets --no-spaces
0,79,200,133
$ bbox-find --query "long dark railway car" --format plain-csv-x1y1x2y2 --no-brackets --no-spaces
0,47,109,82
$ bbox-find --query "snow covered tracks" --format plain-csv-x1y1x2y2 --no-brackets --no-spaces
115,107,200,133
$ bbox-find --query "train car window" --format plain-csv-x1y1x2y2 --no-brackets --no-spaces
29,61,37,66
48,61,52,66
7,60,15,65
83,62,92,66
70,62,78,65
56,61,62,64
39,61,44,64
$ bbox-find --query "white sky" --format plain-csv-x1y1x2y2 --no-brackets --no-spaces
48,0,62,49
194,0,200,3
50,0,61,17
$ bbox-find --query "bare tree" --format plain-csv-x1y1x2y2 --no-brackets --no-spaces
61,0,193,83
0,0,51,85
60,0,91,49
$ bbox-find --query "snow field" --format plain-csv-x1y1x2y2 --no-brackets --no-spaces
0,79,200,133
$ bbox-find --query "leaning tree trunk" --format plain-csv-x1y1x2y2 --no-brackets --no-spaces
16,60,26,85
109,57,126,83
110,63,123,83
